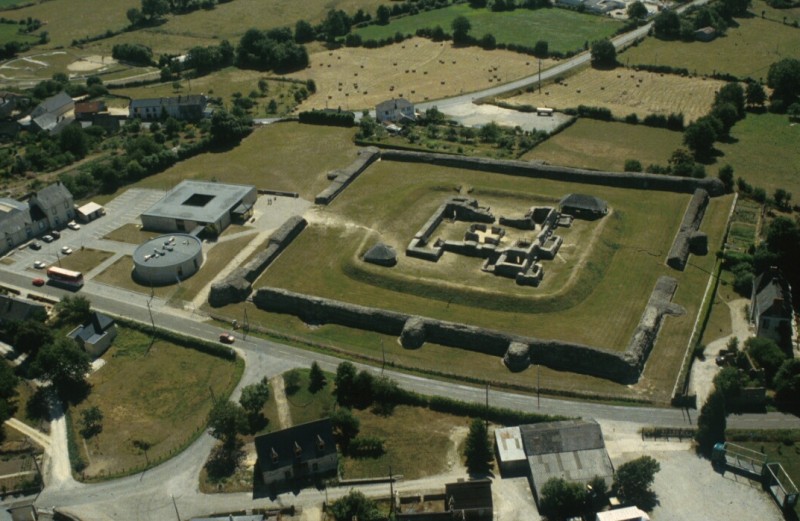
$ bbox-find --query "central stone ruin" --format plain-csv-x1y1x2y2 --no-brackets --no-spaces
403,196,585,286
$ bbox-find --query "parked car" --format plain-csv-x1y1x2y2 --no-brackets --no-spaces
33,260,46,269
41,235,54,243
50,230,61,239
29,241,41,250
32,278,45,286
67,221,80,230
219,332,235,344
60,246,73,255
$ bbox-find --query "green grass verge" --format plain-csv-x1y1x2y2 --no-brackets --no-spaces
0,22,37,45
521,118,683,171
356,4,623,53
620,5,800,79
715,113,800,199
68,324,243,481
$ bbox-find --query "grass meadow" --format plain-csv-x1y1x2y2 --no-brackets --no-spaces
355,4,622,53
0,21,37,46
213,157,733,402
522,119,683,171
620,9,800,79
505,67,725,123
69,326,243,480
715,113,800,198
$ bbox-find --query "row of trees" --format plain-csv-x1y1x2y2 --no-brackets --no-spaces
127,0,235,26
653,0,749,41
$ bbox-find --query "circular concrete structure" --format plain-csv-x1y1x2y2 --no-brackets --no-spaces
133,234,203,286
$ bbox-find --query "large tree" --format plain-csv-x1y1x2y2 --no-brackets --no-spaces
141,0,169,20
32,337,91,400
464,418,493,474
210,109,252,147
627,1,648,20
208,400,248,449
613,455,660,509
330,407,360,449
55,295,91,326
329,490,381,521
334,361,357,406
590,39,616,68
653,10,680,39
539,477,587,520
767,58,800,108
683,117,718,158
451,16,472,44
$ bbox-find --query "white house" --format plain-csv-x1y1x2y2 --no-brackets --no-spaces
376,98,415,123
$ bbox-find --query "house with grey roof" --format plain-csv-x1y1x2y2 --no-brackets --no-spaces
68,311,117,357
140,180,256,235
0,182,75,255
254,418,337,488
29,91,75,134
497,419,614,506
751,267,793,349
129,95,208,121
376,98,415,123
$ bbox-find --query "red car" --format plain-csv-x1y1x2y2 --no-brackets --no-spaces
219,333,235,344
32,278,45,287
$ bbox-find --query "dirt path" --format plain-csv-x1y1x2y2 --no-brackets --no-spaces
689,298,752,407
271,375,293,430
4,418,50,449
190,230,263,309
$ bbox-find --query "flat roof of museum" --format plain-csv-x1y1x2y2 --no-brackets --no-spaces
141,180,254,223
133,233,202,267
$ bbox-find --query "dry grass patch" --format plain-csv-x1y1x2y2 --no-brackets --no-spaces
104,223,158,245
504,67,725,123
130,122,358,200
522,119,683,172
286,37,551,112
55,248,114,275
69,326,243,481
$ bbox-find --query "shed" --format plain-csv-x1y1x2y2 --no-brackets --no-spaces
559,194,608,219
596,506,651,521
694,26,717,42
364,242,397,267
494,426,527,475
67,311,117,357
76,201,105,223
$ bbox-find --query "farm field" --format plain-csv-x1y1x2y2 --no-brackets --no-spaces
287,37,549,111
620,13,800,79
522,119,683,172
0,49,134,83
5,0,136,49
252,159,729,352
124,122,358,200
715,113,800,198
504,67,725,123
355,4,623,52
68,325,243,480
0,22,37,46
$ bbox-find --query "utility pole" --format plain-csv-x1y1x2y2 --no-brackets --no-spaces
389,464,394,516
381,339,386,375
243,305,249,341
485,384,489,428
171,494,180,521
537,364,540,409
538,59,542,94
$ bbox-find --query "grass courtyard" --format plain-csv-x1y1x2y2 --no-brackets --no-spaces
208,158,733,403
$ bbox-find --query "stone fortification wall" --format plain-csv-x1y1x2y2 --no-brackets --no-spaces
380,150,726,196
253,286,640,383
208,216,307,307
314,147,380,205
407,197,494,261
666,189,709,270
623,275,685,371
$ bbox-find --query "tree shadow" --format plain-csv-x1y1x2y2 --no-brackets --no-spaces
205,442,245,482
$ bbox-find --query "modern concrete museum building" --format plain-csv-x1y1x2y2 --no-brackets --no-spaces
133,234,203,285
140,180,256,235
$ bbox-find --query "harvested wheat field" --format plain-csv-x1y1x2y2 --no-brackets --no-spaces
287,37,552,112
504,67,725,123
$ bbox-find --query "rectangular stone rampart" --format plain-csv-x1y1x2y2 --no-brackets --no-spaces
314,147,380,204
666,188,709,270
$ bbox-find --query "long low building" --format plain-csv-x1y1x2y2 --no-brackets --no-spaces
140,180,256,235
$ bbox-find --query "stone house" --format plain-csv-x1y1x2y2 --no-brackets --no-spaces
129,95,208,121
29,91,75,134
254,418,337,487
750,267,793,348
68,312,117,357
0,182,75,255
376,98,415,123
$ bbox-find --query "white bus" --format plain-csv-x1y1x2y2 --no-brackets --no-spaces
46,266,84,289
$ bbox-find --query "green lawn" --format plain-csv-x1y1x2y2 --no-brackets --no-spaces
522,119,683,171
215,158,733,403
620,10,800,79
356,4,622,53
0,21,37,46
126,122,359,201
715,113,800,198
69,325,243,481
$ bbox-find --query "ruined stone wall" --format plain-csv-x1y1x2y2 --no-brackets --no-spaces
666,188,709,271
253,286,641,383
208,216,307,307
380,150,726,196
314,147,380,205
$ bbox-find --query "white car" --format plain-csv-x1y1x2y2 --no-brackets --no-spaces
60,246,73,255
33,260,46,269
67,221,81,230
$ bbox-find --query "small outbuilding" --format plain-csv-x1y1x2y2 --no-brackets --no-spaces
559,194,608,220
694,26,717,42
133,234,204,286
750,267,793,348
76,201,105,223
67,311,117,357
494,426,527,475
596,506,651,521
363,242,397,267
